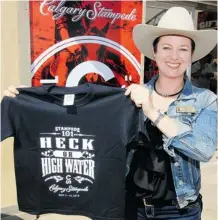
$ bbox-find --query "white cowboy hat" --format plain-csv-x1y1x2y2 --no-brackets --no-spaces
133,7,217,62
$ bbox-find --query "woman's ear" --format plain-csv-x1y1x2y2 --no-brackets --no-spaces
152,47,156,59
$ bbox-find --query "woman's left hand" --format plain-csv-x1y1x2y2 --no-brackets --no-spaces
125,84,154,115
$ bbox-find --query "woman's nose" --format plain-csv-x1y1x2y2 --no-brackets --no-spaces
170,50,180,60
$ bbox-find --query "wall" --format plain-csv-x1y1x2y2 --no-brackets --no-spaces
1,0,30,207
1,0,19,207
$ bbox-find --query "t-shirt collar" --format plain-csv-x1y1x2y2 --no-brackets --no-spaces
43,83,94,107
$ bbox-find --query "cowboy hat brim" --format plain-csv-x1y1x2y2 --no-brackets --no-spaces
133,24,217,62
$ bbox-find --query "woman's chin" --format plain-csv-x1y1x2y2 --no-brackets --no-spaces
162,71,184,79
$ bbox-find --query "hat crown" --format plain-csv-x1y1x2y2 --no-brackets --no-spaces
158,7,195,31
132,6,217,63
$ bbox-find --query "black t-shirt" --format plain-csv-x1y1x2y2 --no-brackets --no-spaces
1,83,146,220
126,119,176,203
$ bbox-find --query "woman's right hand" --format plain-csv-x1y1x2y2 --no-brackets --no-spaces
3,85,27,98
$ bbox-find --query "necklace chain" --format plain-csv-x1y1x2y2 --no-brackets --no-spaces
154,79,184,97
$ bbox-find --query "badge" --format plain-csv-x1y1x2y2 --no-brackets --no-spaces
176,106,195,113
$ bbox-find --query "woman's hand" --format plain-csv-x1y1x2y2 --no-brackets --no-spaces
3,85,27,98
124,84,154,116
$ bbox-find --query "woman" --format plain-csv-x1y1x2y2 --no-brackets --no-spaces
124,7,217,220
3,7,217,220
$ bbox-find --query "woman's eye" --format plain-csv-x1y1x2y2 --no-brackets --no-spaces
163,47,170,50
180,48,188,51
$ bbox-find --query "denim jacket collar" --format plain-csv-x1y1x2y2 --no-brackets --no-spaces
146,74,197,100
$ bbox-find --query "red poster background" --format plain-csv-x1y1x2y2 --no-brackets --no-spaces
30,0,143,87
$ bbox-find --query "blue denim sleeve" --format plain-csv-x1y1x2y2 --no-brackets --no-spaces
162,97,217,162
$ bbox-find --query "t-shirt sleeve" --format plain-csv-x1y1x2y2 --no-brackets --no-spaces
124,108,150,175
1,97,15,141
125,108,150,150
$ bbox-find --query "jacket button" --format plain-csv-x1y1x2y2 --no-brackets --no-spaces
179,181,184,185
174,162,179,167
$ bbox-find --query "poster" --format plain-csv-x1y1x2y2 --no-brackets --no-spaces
29,0,143,87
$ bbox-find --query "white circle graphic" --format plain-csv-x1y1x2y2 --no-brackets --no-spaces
31,36,141,77
66,61,114,87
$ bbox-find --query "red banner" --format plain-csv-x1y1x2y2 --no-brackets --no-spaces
29,0,143,87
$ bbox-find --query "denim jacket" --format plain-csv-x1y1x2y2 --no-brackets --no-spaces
144,74,217,208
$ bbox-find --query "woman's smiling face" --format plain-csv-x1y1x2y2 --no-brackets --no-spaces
153,35,192,79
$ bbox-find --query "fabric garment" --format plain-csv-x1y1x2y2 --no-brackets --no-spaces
35,214,90,219
1,83,146,220
125,192,202,220
132,119,176,201
143,74,217,208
